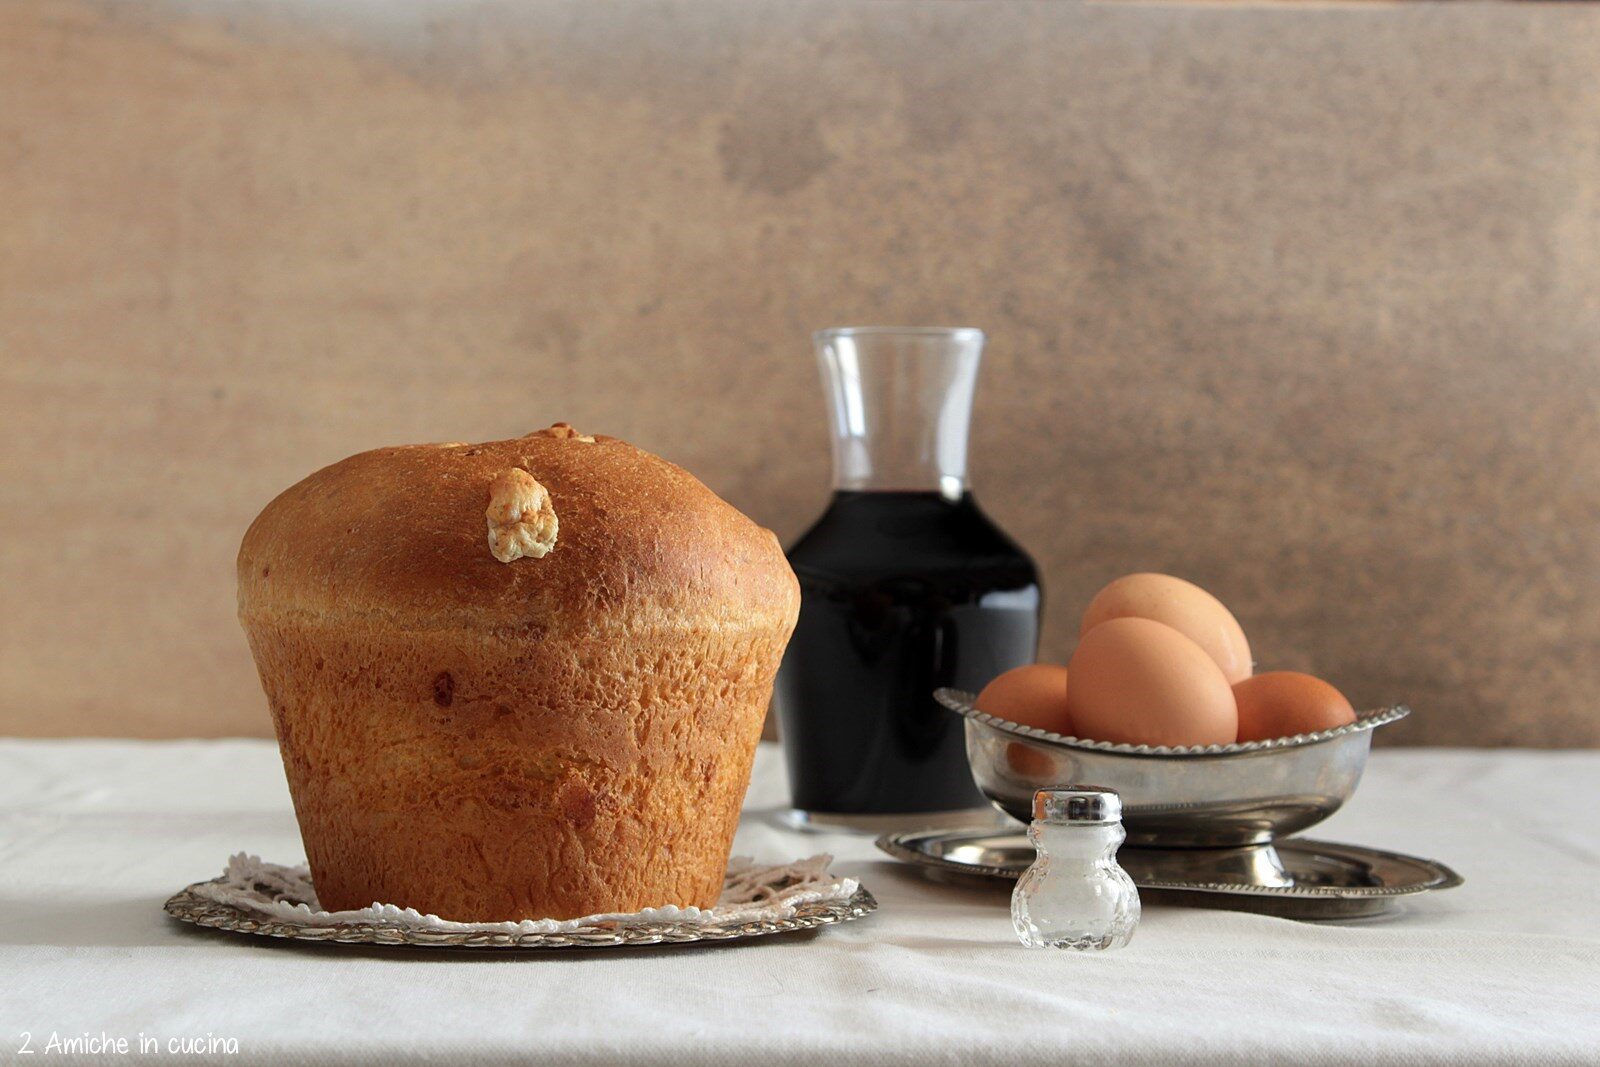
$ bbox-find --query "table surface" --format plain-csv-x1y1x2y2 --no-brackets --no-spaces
3,739,1597,1066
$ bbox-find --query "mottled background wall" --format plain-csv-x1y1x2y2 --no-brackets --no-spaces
3,0,1598,745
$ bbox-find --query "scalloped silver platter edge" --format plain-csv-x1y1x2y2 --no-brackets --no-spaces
935,687,1411,757
164,881,879,950
876,829,1463,921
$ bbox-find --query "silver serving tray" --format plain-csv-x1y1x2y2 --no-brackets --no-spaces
164,880,878,950
877,828,1463,921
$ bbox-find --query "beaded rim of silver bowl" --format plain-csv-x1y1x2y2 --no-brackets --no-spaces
936,688,1411,758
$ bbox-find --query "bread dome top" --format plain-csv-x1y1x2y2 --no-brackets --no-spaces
238,425,798,634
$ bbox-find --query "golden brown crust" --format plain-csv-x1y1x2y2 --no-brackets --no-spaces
236,426,799,920
238,429,795,635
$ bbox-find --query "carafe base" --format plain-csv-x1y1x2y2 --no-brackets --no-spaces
777,806,1011,836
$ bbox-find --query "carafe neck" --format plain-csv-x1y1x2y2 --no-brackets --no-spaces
813,327,983,500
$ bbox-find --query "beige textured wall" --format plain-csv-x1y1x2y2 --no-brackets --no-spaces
3,0,1598,745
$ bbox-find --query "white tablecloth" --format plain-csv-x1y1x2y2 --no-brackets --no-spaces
2,739,1597,1065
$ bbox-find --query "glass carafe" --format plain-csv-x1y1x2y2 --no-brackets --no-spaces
774,327,1042,831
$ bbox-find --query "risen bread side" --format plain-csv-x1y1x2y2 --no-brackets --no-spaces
237,427,799,920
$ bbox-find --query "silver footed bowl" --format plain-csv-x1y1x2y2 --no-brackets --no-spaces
937,688,1410,848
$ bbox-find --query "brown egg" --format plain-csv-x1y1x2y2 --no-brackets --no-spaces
1081,573,1253,684
1006,741,1061,780
1066,617,1238,747
975,664,1073,735
1233,672,1356,742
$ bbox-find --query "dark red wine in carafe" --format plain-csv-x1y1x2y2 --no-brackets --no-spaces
776,490,1040,814
774,327,1043,828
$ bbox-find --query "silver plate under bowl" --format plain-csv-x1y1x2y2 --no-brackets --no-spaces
877,828,1462,921
164,881,878,950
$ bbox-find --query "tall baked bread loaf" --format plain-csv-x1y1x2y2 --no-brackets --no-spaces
237,424,799,920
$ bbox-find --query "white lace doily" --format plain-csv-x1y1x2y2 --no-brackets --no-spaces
193,853,860,935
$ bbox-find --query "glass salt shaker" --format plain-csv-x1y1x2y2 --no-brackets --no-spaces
1012,787,1140,950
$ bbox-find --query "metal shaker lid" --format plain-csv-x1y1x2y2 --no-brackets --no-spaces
1033,787,1122,824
